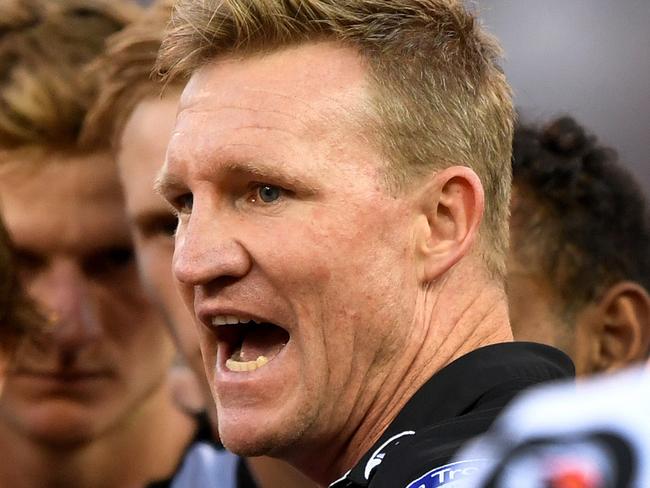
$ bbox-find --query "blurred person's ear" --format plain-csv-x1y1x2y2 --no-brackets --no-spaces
413,166,484,284
574,282,650,375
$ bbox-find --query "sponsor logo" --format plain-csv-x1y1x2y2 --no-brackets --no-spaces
406,459,488,488
364,430,416,480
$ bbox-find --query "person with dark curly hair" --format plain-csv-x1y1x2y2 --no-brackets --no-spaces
507,116,650,376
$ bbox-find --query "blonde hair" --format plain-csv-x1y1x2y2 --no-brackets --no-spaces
156,0,514,279
0,0,139,150
0,0,40,34
83,0,179,149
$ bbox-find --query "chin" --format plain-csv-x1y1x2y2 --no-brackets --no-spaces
32,427,98,448
13,402,109,448
220,420,283,456
27,418,101,448
222,437,276,458
218,410,311,459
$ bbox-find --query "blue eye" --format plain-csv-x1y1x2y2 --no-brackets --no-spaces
258,185,281,203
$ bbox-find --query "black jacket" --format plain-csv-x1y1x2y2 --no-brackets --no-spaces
329,342,574,488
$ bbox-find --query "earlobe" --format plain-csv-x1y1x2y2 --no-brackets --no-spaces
583,282,650,373
414,166,485,283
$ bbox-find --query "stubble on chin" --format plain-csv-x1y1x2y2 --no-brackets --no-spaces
218,401,319,460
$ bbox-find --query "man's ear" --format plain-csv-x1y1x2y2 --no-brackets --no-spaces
576,282,650,375
413,166,484,283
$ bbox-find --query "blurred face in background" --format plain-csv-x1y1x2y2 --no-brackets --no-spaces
0,152,176,446
116,93,207,392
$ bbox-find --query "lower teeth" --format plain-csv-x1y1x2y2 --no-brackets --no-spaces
225,355,269,372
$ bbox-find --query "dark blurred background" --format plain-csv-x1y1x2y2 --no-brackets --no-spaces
138,0,649,192
479,0,649,192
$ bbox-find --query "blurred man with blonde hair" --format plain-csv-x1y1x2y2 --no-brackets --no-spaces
0,2,198,486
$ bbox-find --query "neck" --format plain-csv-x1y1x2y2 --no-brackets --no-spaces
247,457,320,488
313,261,512,484
0,379,195,488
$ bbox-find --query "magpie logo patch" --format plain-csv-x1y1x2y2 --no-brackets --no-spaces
405,459,488,488
364,430,415,480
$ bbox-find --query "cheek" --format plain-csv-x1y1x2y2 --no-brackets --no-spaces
265,201,410,297
269,206,411,338
100,273,171,346
136,240,171,283
143,248,179,305
197,330,217,378
115,309,174,376
171,233,195,304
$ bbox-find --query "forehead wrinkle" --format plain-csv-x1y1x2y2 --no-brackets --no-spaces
182,100,312,126
172,102,367,175
235,86,368,132
182,82,367,139
168,124,301,170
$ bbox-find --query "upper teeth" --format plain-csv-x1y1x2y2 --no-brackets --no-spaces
211,315,260,326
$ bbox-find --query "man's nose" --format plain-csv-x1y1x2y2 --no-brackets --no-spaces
173,207,252,287
32,260,101,350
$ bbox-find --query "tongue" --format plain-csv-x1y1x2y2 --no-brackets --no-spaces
239,323,288,362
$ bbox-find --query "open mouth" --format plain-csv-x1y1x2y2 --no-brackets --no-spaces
214,317,290,373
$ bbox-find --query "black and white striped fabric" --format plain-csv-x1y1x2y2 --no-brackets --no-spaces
455,367,650,488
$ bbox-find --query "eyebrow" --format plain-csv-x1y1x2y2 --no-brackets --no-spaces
218,159,320,194
154,168,186,198
155,157,320,197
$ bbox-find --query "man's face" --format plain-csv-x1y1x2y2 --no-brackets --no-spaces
161,42,423,459
0,153,175,445
117,94,206,387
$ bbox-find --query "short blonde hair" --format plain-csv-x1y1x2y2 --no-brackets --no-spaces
83,0,179,150
156,0,514,279
0,0,139,150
